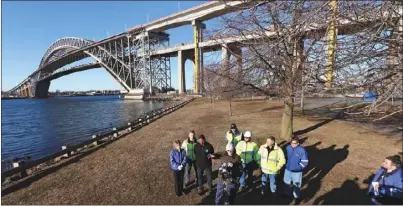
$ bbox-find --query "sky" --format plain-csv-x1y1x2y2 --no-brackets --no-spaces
1,1,224,92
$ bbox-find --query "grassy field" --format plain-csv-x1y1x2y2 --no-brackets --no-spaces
2,98,402,204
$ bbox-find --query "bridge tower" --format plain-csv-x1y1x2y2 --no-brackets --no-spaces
192,20,206,94
130,31,171,97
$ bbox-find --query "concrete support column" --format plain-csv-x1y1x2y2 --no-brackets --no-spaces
222,44,243,83
22,86,27,97
35,81,51,98
178,50,186,94
231,46,243,77
388,5,402,68
27,85,32,97
292,37,305,92
231,46,243,82
192,20,206,94
221,44,230,72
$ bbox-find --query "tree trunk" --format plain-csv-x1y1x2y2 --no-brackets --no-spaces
229,98,232,116
392,95,394,105
300,90,305,115
212,94,215,108
210,95,213,104
281,95,294,140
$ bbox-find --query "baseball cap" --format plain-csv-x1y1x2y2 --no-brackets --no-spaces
230,123,237,129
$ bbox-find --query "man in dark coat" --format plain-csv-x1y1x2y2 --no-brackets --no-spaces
194,135,215,196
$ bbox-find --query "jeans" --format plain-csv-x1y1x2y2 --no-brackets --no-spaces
262,173,277,194
215,179,237,205
283,169,303,198
197,166,213,192
184,159,198,185
240,162,254,187
172,170,184,196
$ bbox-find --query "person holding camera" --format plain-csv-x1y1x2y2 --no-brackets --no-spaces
214,144,243,205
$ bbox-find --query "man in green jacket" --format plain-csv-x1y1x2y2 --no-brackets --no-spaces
181,130,198,187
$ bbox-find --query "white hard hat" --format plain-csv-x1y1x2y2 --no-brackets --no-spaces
244,131,252,138
226,143,234,151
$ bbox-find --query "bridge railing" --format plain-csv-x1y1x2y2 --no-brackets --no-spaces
1,97,195,184
153,42,193,51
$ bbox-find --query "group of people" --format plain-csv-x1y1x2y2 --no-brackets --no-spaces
169,123,309,204
170,123,403,205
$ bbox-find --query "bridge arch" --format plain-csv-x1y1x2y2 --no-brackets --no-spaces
31,35,134,98
39,37,94,68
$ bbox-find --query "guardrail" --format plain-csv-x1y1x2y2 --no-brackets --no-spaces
1,97,195,184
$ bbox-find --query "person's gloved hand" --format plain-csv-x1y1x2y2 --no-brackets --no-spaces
178,165,183,170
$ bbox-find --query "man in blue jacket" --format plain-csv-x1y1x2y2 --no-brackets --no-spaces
170,139,187,197
368,155,403,205
283,136,308,202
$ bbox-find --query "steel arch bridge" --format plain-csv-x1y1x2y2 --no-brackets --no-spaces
9,30,171,99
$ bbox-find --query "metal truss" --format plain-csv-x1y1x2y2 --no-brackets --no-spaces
149,32,171,90
131,31,151,91
10,31,172,97
29,72,41,97
85,36,133,91
151,56,171,90
40,37,94,68
38,62,100,82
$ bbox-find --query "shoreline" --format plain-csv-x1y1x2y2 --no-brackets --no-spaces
2,97,401,204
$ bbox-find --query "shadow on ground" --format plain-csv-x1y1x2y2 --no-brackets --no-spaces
197,136,375,205
235,105,285,116
293,111,344,136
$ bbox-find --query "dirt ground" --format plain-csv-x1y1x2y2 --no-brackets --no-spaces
2,98,402,205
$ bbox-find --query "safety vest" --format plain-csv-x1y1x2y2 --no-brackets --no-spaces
235,141,258,164
226,131,243,146
181,139,196,161
256,143,286,174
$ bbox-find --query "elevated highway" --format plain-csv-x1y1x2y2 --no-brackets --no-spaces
8,1,402,99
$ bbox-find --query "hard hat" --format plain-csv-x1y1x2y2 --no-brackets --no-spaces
244,131,252,138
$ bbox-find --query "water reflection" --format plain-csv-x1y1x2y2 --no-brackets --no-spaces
1,95,164,161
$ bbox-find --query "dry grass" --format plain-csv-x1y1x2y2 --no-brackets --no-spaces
1,98,402,205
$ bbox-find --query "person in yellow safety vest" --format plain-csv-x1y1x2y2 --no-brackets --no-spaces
181,130,198,188
235,131,258,191
226,123,244,147
256,136,286,197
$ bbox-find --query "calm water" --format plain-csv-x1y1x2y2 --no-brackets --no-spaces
1,96,165,162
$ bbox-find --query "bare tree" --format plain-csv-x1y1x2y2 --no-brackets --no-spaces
204,64,222,108
203,60,247,116
204,0,402,139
